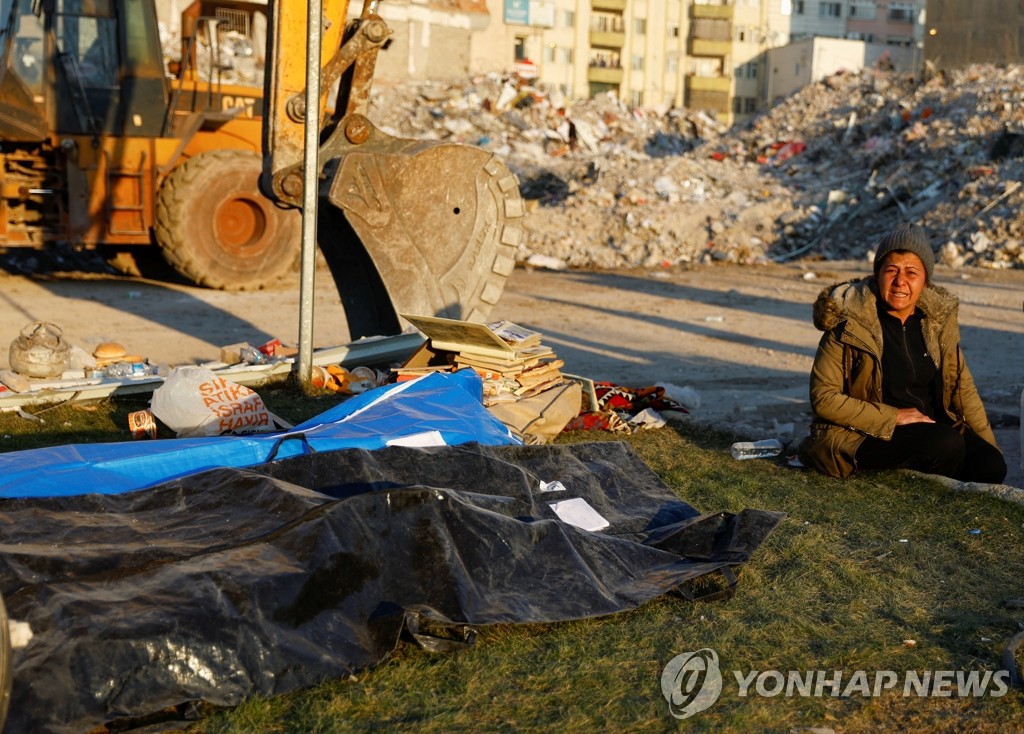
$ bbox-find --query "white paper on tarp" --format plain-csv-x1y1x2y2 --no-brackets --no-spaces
386,430,446,448
547,497,610,531
538,480,566,492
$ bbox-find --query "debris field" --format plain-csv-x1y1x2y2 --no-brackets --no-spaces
367,63,1024,272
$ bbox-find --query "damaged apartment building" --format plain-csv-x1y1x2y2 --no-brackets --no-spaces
155,1,928,125
344,0,930,124
155,2,1022,126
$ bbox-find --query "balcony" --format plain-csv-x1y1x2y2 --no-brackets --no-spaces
690,38,731,56
686,74,731,93
684,89,729,119
590,30,626,48
588,65,623,84
692,2,733,20
591,0,627,11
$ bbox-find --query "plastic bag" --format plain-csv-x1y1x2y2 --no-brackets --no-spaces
150,366,283,438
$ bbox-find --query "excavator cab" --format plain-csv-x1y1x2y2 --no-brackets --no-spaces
5,2,44,95
0,0,166,138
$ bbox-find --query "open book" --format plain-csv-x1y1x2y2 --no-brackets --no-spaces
486,320,543,349
401,314,541,361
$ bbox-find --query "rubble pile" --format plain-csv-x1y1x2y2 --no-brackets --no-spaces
367,64,1024,271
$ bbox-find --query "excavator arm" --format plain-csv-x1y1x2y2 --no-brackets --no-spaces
263,0,524,338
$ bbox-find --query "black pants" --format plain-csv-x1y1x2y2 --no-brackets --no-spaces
855,423,1007,484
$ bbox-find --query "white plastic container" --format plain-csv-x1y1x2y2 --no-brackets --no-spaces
730,439,784,460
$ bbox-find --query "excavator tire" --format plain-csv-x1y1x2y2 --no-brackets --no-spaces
154,149,300,290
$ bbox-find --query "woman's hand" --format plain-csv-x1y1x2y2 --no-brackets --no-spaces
896,407,935,425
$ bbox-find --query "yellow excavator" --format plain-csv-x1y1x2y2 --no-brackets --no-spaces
0,0,523,338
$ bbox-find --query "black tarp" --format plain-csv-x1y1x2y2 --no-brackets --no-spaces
0,441,783,733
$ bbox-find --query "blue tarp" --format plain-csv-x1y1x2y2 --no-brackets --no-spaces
0,369,518,499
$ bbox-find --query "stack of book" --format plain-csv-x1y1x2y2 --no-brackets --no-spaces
396,315,567,405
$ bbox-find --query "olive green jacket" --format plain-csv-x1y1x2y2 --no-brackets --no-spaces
798,277,998,478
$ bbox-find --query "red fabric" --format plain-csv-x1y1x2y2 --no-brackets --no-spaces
563,412,624,432
563,383,688,433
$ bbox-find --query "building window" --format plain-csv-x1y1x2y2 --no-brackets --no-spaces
669,24,679,38
886,35,913,47
794,0,805,14
820,2,841,17
563,10,575,27
888,3,913,22
591,53,620,68
631,54,644,70
744,97,757,113
545,45,557,63
630,90,643,107
563,48,573,64
634,18,646,35
514,37,527,61
592,14,624,33
737,62,757,78
733,97,743,113
667,56,678,73
848,1,876,20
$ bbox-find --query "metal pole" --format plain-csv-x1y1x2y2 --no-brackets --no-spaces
297,0,323,389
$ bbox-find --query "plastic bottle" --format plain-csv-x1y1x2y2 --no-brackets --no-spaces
730,438,784,460
239,346,266,365
105,363,134,378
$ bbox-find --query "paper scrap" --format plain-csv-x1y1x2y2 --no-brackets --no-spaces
386,430,446,448
548,497,610,532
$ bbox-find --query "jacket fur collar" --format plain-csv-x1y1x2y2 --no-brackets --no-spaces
812,277,958,331
811,276,959,355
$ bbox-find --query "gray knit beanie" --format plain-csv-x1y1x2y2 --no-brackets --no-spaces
873,222,934,282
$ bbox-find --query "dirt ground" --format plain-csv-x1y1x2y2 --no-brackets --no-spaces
1,260,1021,488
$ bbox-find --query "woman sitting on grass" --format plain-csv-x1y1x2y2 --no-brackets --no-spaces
799,222,1006,484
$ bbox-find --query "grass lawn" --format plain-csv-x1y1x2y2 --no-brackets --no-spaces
2,385,1022,733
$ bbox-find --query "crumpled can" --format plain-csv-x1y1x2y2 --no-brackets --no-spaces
128,409,157,440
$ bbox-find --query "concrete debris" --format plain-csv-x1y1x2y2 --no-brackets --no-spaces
367,64,1024,272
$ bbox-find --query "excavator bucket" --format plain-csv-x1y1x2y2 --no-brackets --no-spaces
264,0,525,339
319,118,524,338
